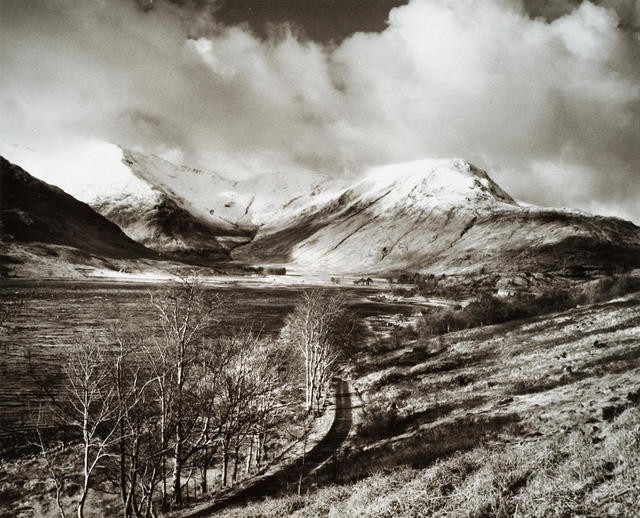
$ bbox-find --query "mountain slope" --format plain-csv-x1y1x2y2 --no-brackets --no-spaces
0,156,154,260
75,146,331,257
234,159,640,274
91,191,236,261
119,149,332,231
4,144,639,277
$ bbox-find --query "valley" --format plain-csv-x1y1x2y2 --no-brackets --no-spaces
1,149,639,517
3,1,640,515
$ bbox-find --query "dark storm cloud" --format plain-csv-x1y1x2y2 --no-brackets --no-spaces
1,0,639,222
136,0,410,42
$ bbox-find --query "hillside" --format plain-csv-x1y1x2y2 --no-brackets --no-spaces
72,146,332,257
205,292,640,517
0,156,155,264
3,146,640,278
91,191,235,261
120,150,332,231
81,148,640,276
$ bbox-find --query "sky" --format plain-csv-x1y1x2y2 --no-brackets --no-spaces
1,0,639,223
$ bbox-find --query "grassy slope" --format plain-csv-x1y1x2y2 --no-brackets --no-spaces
216,294,640,517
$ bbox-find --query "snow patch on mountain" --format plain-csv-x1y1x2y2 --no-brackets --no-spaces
348,158,517,209
119,149,335,231
0,141,156,203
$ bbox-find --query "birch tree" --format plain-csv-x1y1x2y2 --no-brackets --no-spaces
148,275,221,508
51,340,126,518
281,290,353,414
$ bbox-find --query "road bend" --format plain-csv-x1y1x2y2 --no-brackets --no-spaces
178,378,353,517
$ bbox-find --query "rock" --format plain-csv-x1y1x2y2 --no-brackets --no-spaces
626,388,640,405
602,404,625,421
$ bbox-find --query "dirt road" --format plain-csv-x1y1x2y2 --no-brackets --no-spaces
178,378,353,517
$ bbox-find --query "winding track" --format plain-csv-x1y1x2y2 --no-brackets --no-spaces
179,378,353,517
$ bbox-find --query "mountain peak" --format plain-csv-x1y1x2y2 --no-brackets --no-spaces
353,158,517,208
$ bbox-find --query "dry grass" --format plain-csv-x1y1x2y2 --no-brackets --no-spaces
217,407,640,518
209,294,640,517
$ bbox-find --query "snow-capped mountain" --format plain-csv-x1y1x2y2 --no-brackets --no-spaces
115,148,332,231
67,145,333,256
2,144,639,276
236,158,640,274
0,143,333,258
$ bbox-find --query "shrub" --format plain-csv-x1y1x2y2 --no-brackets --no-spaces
415,289,576,340
357,398,399,441
265,267,287,275
409,274,640,344
582,274,640,304
392,287,417,297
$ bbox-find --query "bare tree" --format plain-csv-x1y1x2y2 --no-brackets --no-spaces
104,328,163,518
30,275,304,514
42,339,127,518
281,290,353,414
148,275,221,508
33,411,67,518
29,329,156,518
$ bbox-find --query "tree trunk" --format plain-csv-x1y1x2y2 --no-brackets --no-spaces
79,413,89,518
143,467,157,518
256,434,263,470
172,431,182,507
201,447,209,494
232,443,241,485
173,351,185,508
245,437,253,475
221,448,229,488
160,396,168,513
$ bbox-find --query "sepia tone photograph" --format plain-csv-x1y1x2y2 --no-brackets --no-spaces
1,1,639,516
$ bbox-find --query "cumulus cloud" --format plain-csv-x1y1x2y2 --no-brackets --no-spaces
1,0,639,222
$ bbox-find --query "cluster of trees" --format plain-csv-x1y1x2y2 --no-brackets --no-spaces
33,280,353,518
390,272,449,296
282,290,353,414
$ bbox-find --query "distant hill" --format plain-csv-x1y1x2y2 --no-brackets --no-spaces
0,156,155,261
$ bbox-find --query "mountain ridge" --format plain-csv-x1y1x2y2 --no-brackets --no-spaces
2,147,639,277
0,156,155,261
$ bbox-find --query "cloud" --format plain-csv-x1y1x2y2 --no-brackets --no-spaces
1,0,639,222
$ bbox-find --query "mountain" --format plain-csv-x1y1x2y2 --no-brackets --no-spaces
90,190,236,261
234,159,640,275
0,156,156,260
68,146,331,258
119,149,332,231
4,144,639,277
